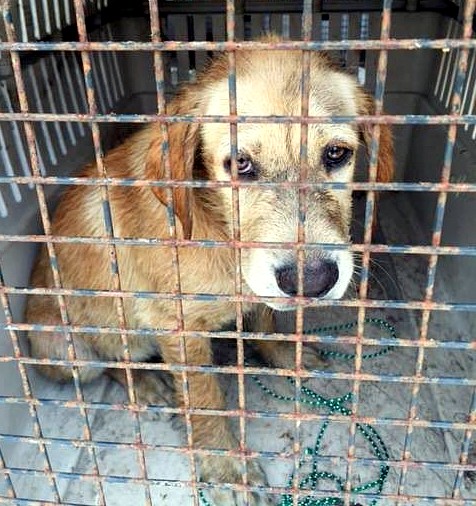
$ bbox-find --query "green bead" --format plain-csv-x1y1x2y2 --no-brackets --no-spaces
207,317,395,506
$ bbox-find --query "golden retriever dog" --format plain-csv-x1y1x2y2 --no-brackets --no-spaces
26,42,393,505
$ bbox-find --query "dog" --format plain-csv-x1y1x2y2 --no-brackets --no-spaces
26,42,393,505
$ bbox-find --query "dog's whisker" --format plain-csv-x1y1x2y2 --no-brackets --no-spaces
368,257,400,296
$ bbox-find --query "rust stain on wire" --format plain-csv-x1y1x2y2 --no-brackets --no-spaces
1,295,476,314
344,3,393,504
1,39,476,51
0,328,474,353
148,0,200,502
1,432,475,472
0,393,475,427
224,1,252,501
0,112,474,124
76,0,146,501
4,234,476,256
3,177,476,192
2,3,99,502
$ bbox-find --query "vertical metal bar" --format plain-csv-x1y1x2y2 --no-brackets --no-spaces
4,1,108,504
226,0,250,501
72,0,130,397
2,4,106,504
291,1,313,504
397,0,476,501
446,48,461,109
148,1,198,504
0,265,60,502
344,2,392,505
71,1,151,504
71,53,89,112
451,388,476,498
89,54,106,113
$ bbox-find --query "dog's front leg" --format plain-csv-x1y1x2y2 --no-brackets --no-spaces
159,333,272,506
253,305,327,371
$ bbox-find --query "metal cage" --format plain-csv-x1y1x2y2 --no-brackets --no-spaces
0,0,475,504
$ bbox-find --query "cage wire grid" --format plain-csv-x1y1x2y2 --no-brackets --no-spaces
0,0,474,505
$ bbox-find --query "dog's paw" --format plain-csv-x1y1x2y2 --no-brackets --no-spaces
301,344,329,371
200,455,273,506
132,370,175,418
265,342,329,372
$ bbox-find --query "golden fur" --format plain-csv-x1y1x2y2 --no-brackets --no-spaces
26,45,393,505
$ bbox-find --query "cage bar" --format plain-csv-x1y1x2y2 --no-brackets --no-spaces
148,0,200,503
2,4,104,503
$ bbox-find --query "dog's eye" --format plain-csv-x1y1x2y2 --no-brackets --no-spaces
323,145,353,170
223,154,256,177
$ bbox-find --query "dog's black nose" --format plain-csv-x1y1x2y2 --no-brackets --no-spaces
275,260,339,298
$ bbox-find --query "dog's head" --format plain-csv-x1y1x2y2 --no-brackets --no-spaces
146,48,393,310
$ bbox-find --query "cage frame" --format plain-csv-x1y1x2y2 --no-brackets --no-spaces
0,0,475,505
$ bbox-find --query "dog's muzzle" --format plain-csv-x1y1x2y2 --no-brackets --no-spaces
275,259,339,298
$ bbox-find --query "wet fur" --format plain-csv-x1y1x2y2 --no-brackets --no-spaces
26,42,393,505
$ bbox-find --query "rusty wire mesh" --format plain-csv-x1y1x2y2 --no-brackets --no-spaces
0,0,475,505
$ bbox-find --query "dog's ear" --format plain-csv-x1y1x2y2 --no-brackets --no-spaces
145,104,200,240
357,92,394,184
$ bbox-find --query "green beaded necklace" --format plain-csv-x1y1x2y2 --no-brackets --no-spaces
200,317,395,506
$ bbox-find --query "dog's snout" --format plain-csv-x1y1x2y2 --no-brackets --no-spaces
275,259,339,298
